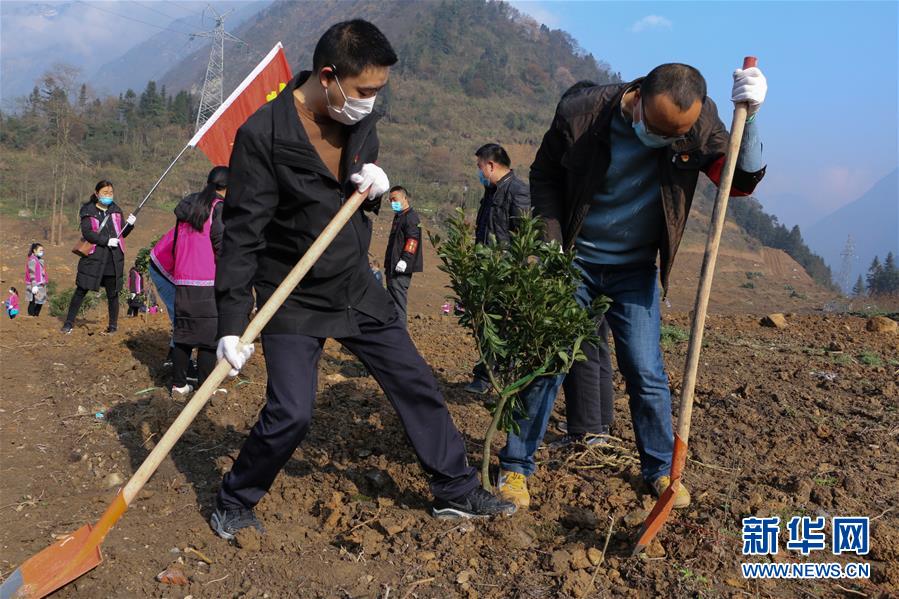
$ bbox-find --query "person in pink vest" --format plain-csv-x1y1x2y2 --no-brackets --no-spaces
127,261,146,317
24,242,48,317
6,287,20,319
170,166,228,396
62,179,136,334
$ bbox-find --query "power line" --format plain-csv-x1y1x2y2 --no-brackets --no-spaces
167,0,206,18
73,1,194,37
132,1,197,33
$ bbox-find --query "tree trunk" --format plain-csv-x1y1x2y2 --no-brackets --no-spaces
480,391,512,492
58,155,68,245
50,162,59,246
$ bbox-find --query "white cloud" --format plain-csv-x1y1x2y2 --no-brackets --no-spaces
630,15,672,33
509,1,562,28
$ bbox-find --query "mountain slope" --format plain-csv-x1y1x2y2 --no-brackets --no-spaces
90,1,272,99
148,0,834,297
805,168,898,290
158,0,615,195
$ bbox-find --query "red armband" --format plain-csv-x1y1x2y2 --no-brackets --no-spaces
403,238,419,255
705,156,753,197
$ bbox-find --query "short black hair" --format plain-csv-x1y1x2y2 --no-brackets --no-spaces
313,20,398,78
389,185,409,198
641,63,707,111
475,143,511,168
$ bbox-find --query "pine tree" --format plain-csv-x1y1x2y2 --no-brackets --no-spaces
866,256,883,295
852,275,865,297
882,252,899,295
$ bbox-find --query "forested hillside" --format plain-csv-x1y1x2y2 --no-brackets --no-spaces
0,0,833,288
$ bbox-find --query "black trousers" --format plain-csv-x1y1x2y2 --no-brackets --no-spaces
172,343,214,388
217,310,479,510
27,301,43,316
386,274,412,323
562,317,615,435
65,275,119,329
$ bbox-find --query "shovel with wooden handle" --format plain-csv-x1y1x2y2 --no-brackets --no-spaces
632,56,758,556
0,189,370,599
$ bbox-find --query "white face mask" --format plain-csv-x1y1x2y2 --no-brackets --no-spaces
325,74,376,125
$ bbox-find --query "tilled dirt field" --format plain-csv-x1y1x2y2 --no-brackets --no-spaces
0,305,897,598
1,210,897,598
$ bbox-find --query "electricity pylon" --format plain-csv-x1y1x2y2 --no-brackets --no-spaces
837,235,856,295
192,6,247,131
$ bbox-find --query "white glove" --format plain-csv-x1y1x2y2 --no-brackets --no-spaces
126,213,137,226
31,286,39,295
349,163,390,200
216,335,255,377
107,237,120,248
395,260,407,274
732,66,767,115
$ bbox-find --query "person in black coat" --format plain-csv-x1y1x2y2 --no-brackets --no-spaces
208,20,514,541
473,143,530,245
62,179,135,334
465,144,532,393
384,185,423,323
170,166,228,396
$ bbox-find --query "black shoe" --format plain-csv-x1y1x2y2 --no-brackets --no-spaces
464,378,490,395
162,348,174,369
431,486,516,519
209,502,264,540
105,325,117,334
61,323,73,335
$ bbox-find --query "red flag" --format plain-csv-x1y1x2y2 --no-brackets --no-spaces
188,42,292,166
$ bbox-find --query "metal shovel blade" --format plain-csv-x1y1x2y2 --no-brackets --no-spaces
0,525,102,599
631,434,687,555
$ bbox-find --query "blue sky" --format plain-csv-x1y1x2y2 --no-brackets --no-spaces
510,0,898,229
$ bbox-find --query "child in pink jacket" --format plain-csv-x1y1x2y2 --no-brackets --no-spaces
6,287,20,319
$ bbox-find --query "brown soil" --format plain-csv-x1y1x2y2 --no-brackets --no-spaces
1,212,897,598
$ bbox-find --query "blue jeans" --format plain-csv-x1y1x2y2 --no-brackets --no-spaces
498,261,673,482
149,263,176,347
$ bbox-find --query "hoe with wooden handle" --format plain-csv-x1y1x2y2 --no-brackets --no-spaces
0,189,369,599
632,56,759,556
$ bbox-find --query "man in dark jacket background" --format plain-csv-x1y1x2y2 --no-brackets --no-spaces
210,20,514,540
465,143,531,393
473,143,530,245
495,62,768,510
384,185,423,323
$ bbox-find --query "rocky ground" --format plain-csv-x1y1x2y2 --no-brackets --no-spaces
0,212,897,598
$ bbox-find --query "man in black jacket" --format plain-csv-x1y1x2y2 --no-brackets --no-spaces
465,143,531,393
384,185,423,323
473,143,530,245
210,20,514,540
495,63,768,510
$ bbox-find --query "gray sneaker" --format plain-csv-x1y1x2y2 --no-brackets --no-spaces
464,378,490,394
548,432,610,449
210,503,264,540
431,486,517,519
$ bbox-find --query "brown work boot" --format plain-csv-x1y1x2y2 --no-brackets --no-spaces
651,475,691,509
497,470,530,509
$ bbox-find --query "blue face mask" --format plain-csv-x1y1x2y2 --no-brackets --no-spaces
478,171,490,187
390,201,403,212
98,195,114,206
